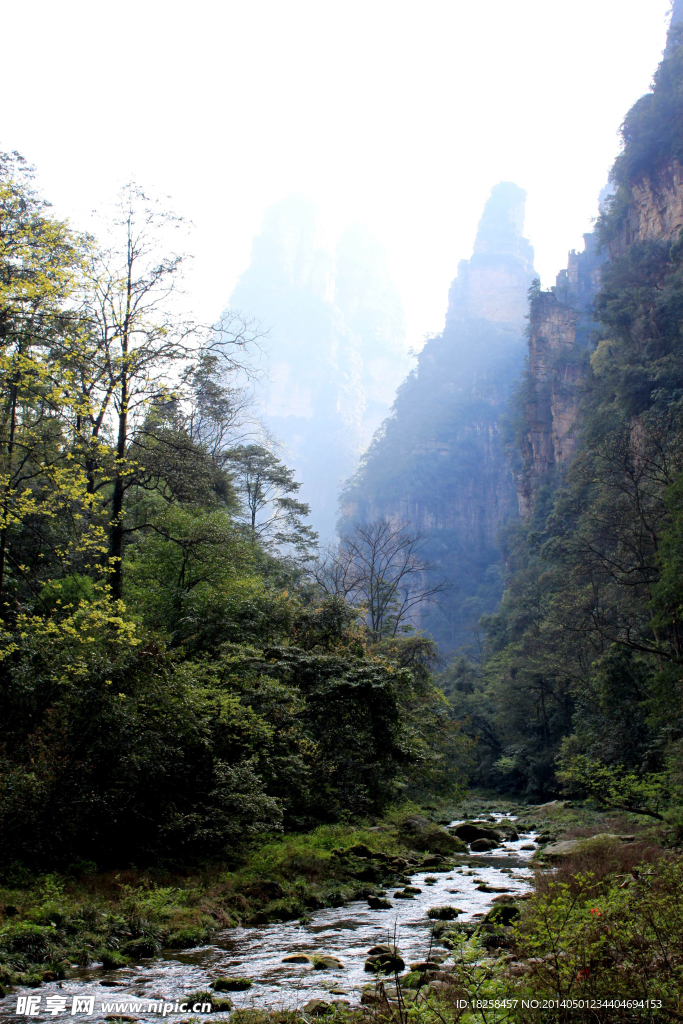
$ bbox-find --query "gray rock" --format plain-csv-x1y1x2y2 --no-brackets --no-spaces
470,838,498,852
303,999,333,1015
452,823,501,844
398,815,468,855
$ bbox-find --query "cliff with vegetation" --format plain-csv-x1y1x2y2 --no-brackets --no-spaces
341,183,536,652
446,12,683,802
513,234,604,518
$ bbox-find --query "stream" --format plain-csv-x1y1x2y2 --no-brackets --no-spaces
0,815,538,1021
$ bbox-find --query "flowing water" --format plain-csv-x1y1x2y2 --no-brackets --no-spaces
0,815,538,1022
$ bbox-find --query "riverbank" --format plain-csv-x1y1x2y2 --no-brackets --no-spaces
0,798,522,994
0,798,681,1022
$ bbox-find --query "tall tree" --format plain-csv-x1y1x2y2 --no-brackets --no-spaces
226,444,317,559
315,518,450,639
73,186,259,599
0,152,98,611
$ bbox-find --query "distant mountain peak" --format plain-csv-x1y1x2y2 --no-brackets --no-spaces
445,181,535,328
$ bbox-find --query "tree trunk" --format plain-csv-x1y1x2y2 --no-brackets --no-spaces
0,381,19,610
109,377,127,601
109,231,134,602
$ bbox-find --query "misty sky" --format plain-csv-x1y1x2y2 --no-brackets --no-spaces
1,0,673,350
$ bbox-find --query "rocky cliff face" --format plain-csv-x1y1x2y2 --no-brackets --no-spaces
514,234,603,518
514,4,683,520
607,161,683,258
341,183,536,652
446,182,535,327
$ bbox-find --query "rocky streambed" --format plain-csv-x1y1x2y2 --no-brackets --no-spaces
0,814,539,1022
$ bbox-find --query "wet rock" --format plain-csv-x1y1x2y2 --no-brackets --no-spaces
403,886,422,893
427,906,463,920
420,855,446,867
452,823,501,844
186,991,232,1012
313,956,344,970
303,999,334,1015
494,823,520,841
470,838,498,852
210,977,252,990
393,890,414,899
409,960,442,972
365,945,405,974
398,815,468,855
367,896,392,909
282,953,313,963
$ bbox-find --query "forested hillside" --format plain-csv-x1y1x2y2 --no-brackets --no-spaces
0,158,459,871
445,22,683,806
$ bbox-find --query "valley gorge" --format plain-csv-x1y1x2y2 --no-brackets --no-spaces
340,182,536,652
3,5,683,1021
227,197,411,540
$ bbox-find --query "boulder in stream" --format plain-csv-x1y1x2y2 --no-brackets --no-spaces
365,944,405,974
451,823,501,844
367,895,392,909
210,977,252,991
470,838,498,852
409,960,443,971
427,906,463,920
312,955,344,970
398,815,468,855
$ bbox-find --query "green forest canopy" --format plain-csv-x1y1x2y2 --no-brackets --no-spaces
0,154,467,870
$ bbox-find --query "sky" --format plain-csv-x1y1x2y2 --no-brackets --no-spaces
0,0,673,350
